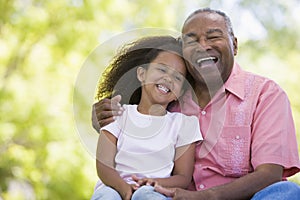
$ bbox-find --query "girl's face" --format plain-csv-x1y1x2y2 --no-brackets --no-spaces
137,51,186,108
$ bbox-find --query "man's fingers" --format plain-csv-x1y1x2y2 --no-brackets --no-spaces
94,102,123,120
96,110,120,120
111,94,122,104
154,185,175,197
91,96,124,130
99,117,115,128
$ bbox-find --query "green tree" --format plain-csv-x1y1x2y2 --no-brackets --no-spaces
0,0,299,199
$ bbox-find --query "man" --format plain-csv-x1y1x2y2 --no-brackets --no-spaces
92,8,300,199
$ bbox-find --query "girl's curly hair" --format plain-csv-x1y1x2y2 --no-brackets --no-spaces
96,35,192,105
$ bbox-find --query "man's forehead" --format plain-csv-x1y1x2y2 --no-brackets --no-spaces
182,12,226,33
184,12,225,26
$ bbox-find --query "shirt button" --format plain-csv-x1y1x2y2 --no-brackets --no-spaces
199,184,205,189
235,135,240,140
201,110,206,115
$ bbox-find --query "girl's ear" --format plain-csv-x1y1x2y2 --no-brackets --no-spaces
137,67,146,82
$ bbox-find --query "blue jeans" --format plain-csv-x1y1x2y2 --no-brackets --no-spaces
251,181,300,200
91,186,122,200
91,185,171,200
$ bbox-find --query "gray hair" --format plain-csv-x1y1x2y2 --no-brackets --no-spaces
183,8,235,40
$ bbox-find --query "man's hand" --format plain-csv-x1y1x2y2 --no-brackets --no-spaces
92,95,124,131
155,185,205,200
154,185,175,197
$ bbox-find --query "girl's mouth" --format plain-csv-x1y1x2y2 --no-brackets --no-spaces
156,84,170,94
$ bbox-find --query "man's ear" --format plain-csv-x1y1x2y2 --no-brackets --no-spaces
137,66,146,82
233,37,238,55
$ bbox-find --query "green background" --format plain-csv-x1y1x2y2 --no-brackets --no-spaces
1,0,299,199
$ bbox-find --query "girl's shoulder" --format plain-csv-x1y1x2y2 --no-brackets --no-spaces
167,111,198,122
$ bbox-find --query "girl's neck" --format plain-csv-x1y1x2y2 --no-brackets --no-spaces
137,104,167,116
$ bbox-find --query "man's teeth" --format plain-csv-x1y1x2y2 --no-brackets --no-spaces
157,84,170,93
196,57,217,64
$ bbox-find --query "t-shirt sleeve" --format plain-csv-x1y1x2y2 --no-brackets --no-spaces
100,120,121,138
176,115,203,147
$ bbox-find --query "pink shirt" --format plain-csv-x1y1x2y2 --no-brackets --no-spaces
171,62,300,191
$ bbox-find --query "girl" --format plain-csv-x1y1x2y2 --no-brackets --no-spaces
91,36,202,200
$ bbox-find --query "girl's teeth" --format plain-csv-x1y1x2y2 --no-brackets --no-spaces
157,84,169,93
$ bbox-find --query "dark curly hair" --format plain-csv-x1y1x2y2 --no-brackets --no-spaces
96,35,192,105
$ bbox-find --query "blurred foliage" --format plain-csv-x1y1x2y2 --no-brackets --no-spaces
0,0,299,199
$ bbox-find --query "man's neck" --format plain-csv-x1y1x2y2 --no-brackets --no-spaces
193,82,223,108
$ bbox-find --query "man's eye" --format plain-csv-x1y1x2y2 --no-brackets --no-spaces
184,39,196,44
183,36,197,45
208,36,220,40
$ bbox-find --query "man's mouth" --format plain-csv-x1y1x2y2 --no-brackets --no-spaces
157,84,170,94
196,56,218,67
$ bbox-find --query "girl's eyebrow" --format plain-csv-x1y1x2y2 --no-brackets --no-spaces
157,63,185,77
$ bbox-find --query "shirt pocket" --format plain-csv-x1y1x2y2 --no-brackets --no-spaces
216,126,252,177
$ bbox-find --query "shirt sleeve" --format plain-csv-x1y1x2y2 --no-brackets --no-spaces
176,115,203,148
251,80,300,178
100,120,121,138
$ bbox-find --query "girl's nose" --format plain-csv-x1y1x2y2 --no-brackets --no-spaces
163,74,172,83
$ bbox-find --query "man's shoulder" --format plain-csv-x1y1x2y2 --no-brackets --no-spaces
235,65,280,88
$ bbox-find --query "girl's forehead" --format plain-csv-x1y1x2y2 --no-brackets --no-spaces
150,51,186,75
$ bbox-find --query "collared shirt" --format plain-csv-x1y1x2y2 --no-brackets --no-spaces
171,62,300,191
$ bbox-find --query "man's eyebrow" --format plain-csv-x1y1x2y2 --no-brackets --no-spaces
182,32,197,39
182,29,224,39
207,28,223,35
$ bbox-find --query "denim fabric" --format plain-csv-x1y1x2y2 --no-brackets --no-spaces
251,181,300,200
90,186,122,200
90,185,171,200
131,185,171,200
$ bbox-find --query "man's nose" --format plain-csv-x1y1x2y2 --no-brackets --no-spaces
196,38,211,52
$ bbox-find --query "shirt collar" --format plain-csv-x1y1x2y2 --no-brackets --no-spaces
224,62,245,101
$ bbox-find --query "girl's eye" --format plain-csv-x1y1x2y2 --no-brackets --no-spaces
174,74,183,82
158,67,166,72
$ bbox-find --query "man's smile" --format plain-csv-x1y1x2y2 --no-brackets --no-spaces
196,56,218,68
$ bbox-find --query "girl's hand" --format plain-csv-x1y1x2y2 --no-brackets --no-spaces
132,175,158,187
119,183,133,200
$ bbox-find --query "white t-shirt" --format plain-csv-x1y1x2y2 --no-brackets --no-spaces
95,104,202,189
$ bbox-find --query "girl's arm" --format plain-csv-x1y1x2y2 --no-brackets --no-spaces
134,143,195,189
96,130,134,200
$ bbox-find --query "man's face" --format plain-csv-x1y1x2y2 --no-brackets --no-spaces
181,12,237,86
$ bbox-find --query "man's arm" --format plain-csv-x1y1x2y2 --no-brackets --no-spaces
156,163,283,200
92,95,123,132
